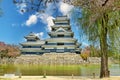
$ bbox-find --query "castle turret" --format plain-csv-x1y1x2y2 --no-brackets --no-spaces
20,32,45,54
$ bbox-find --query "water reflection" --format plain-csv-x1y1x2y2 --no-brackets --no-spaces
0,64,119,76
110,64,120,76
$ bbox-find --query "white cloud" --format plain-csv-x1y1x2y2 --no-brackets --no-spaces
22,38,27,42
24,12,54,30
46,3,56,15
35,2,73,31
59,2,74,15
36,13,49,24
23,1,73,31
35,32,44,39
36,13,55,31
26,15,38,26
46,16,55,31
34,2,55,31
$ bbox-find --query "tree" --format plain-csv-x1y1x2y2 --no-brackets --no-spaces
81,46,90,61
13,0,60,13
0,42,20,58
13,0,120,78
0,49,8,58
89,45,98,57
72,0,120,78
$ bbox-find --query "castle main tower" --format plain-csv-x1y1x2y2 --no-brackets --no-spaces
43,16,81,54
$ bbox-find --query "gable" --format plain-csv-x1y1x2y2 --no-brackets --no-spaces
55,28,66,32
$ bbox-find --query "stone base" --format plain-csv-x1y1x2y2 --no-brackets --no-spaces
14,53,101,65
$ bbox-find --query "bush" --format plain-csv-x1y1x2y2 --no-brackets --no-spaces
80,53,88,61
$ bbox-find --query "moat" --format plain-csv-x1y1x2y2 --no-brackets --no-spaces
0,64,119,76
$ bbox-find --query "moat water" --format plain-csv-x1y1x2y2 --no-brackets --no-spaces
0,64,119,76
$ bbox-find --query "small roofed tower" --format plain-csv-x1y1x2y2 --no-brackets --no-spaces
43,16,81,54
25,32,40,41
20,32,45,54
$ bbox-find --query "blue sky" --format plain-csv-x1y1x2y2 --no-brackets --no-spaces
0,0,88,47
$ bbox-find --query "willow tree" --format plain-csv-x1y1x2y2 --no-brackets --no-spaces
71,0,120,78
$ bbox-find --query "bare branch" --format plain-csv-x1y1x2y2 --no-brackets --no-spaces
102,0,109,6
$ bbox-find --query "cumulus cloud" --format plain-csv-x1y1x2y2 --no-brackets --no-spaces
45,3,56,16
59,2,74,15
36,13,49,24
35,32,44,39
26,15,38,26
25,12,54,30
23,1,73,31
36,13,55,31
38,2,73,31
46,16,55,31
23,38,27,42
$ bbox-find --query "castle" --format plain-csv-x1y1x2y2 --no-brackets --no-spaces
20,16,81,54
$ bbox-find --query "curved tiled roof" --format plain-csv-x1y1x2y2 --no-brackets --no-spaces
24,32,40,40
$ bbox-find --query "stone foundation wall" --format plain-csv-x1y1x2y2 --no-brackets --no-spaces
14,53,101,65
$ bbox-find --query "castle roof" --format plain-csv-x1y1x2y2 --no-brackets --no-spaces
20,40,45,46
24,32,40,40
53,16,70,24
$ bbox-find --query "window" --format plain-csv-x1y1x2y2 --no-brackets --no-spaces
47,43,56,45
68,28,70,30
22,52,41,54
58,35,64,37
64,43,75,45
31,46,41,48
23,46,41,48
45,49,50,53
64,47,67,52
55,23,68,25
56,49,64,53
28,46,31,48
45,41,48,44
51,36,57,38
64,36,71,38
57,43,64,45
42,47,45,50
52,28,55,31
27,40,36,42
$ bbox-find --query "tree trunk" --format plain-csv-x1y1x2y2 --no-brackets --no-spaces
100,18,109,78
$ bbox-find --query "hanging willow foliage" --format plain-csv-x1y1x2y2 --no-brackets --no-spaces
74,0,120,53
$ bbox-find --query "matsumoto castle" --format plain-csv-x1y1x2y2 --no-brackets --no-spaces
20,16,81,54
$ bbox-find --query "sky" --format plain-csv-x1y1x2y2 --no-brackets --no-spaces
0,0,88,47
